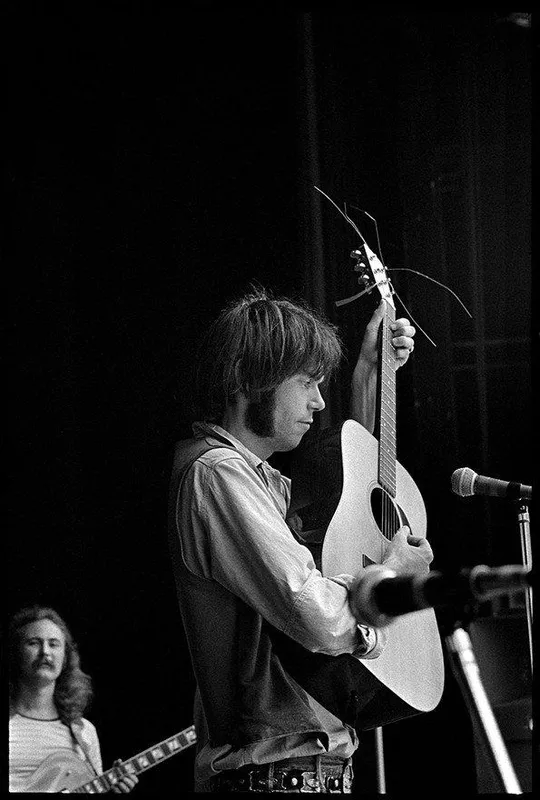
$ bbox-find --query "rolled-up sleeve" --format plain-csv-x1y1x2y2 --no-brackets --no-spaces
179,451,383,658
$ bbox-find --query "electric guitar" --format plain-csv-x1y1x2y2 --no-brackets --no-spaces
321,242,445,718
19,724,196,793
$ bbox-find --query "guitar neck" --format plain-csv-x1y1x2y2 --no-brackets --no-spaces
72,725,197,793
378,300,397,497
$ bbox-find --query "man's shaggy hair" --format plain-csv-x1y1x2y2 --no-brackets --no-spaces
9,605,93,726
195,287,343,421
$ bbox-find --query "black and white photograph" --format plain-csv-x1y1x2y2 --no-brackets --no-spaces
6,6,533,795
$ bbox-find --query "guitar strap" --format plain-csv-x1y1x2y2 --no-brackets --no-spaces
68,721,100,776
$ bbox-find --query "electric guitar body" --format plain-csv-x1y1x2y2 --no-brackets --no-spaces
18,725,196,793
18,751,95,793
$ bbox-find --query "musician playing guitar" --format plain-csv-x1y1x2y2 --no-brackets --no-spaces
8,605,138,793
168,286,432,794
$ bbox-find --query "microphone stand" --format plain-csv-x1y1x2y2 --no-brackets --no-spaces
516,499,533,674
442,612,522,794
374,726,386,794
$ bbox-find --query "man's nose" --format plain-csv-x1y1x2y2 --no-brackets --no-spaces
309,385,326,412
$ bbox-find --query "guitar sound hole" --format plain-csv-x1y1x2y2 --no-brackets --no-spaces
370,487,401,541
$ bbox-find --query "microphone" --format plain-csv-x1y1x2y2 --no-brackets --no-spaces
350,564,532,628
451,467,532,501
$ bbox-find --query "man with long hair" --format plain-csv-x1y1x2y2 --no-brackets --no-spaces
168,287,433,793
8,605,138,793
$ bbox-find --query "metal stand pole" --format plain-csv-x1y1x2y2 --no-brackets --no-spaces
516,500,533,674
374,726,386,793
445,625,522,794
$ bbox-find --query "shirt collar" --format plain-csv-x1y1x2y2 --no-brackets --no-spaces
192,421,265,471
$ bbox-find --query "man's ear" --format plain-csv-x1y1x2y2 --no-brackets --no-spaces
234,361,260,404
234,361,249,398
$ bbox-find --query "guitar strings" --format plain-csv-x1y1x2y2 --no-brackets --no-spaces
313,186,367,244
315,187,472,557
387,268,472,318
389,287,437,349
386,304,393,552
348,202,473,319
316,187,473,349
381,299,393,555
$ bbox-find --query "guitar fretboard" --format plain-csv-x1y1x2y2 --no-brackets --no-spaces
72,725,196,793
378,301,397,498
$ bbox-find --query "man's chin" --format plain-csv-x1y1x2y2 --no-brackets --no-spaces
275,435,304,453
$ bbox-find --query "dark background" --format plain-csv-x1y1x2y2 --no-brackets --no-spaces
5,6,533,795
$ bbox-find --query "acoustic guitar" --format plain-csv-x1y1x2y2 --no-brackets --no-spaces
321,242,445,717
19,724,196,793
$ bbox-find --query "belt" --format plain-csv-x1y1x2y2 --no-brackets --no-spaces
210,756,354,793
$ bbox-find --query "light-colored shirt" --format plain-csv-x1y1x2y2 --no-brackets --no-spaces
9,713,102,793
169,422,386,788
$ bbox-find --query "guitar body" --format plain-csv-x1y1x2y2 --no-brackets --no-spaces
18,724,197,793
21,751,95,793
322,419,445,714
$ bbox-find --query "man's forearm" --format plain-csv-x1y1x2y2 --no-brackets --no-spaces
350,361,378,434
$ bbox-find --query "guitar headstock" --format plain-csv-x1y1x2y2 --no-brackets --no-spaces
351,242,395,309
